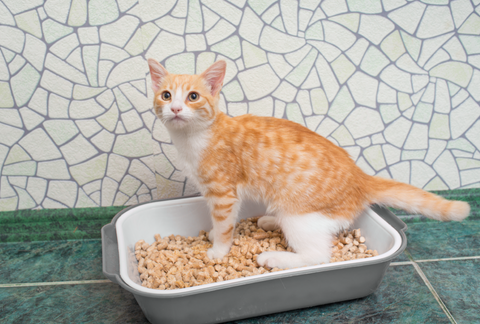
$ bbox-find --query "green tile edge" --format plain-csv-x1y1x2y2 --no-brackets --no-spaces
0,188,479,243
0,206,127,243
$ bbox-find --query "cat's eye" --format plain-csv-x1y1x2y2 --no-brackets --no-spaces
188,92,199,101
161,91,171,100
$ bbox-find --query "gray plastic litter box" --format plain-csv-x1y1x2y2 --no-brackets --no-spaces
102,195,407,324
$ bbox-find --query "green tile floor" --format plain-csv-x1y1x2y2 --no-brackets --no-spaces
0,189,479,323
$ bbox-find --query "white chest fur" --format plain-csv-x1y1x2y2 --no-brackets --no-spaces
169,128,212,189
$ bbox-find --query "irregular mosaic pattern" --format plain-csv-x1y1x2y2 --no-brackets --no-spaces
0,0,479,211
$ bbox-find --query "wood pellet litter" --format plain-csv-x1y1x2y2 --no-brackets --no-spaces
135,216,378,290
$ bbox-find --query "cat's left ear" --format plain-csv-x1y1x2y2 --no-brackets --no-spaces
200,60,226,97
148,58,168,93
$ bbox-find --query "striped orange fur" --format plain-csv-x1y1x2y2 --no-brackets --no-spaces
148,59,470,269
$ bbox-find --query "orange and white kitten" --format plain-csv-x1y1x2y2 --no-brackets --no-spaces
147,59,470,269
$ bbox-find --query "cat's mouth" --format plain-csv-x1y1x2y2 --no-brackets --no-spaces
172,115,185,121
166,115,188,126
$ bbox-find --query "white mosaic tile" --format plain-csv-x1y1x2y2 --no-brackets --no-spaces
315,54,339,101
285,49,317,86
76,188,98,207
238,64,280,100
47,180,78,207
26,177,47,204
387,1,426,35
363,145,386,171
91,130,115,152
4,145,29,165
359,14,394,45
60,134,98,165
68,0,87,26
0,109,22,128
239,6,264,45
113,129,152,157
450,97,480,139
451,0,474,28
433,150,460,189
78,27,99,45
321,0,348,17
15,9,43,39
360,46,389,77
443,37,467,62
344,107,384,139
18,128,61,161
48,93,70,118
0,178,15,200
75,119,102,138
384,117,412,148
0,123,24,146
418,32,454,67
37,159,70,181
411,161,436,189
382,144,401,165
89,0,119,26
69,154,108,185
380,65,412,94
271,16,285,32
8,176,27,189
323,20,356,51
417,5,454,39
404,123,428,150
347,71,378,108
260,26,305,53
101,177,118,206
356,136,371,148
328,86,354,123
155,16,185,35
286,103,305,126
356,156,375,175
389,161,410,184
0,2,15,26
316,117,338,137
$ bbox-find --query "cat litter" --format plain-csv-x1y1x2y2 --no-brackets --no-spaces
134,217,378,290
102,196,406,324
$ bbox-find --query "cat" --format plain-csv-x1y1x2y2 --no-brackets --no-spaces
147,58,470,269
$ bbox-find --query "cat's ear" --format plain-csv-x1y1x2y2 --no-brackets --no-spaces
200,60,226,96
148,58,168,93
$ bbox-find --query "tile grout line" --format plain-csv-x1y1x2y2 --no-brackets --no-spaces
0,279,112,288
389,261,413,266
390,255,480,266
406,252,457,324
415,255,480,263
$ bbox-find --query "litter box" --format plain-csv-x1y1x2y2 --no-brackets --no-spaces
102,195,407,324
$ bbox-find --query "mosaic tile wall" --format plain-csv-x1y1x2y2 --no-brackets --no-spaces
0,0,479,211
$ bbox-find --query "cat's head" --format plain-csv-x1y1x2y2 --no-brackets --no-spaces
148,59,226,130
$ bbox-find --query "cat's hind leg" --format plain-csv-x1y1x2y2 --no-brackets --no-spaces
257,216,278,231
256,212,350,269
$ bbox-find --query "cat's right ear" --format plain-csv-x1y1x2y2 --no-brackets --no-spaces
200,60,226,97
148,58,168,93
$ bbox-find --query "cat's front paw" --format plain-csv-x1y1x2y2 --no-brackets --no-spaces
207,245,230,260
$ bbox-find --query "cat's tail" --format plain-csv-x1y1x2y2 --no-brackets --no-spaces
367,176,470,221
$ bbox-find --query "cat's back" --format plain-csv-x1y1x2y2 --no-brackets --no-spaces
205,113,367,216
217,113,348,158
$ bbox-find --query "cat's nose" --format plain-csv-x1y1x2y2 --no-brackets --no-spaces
171,106,182,114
